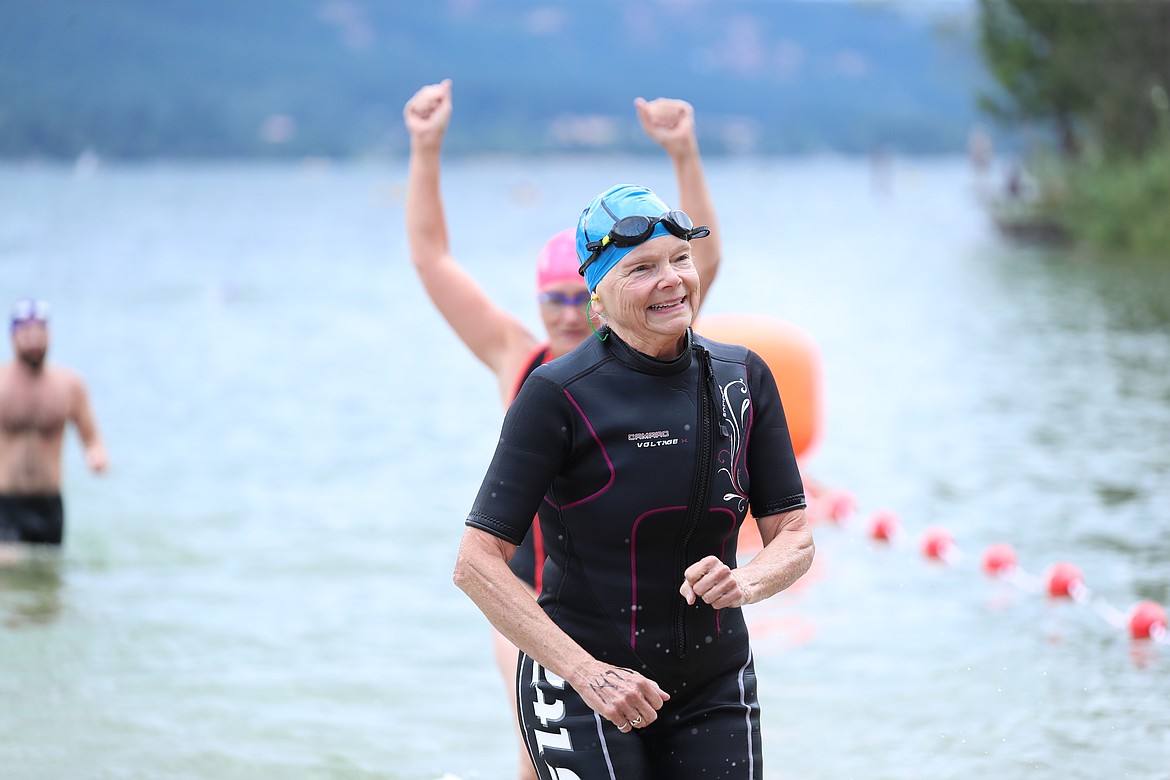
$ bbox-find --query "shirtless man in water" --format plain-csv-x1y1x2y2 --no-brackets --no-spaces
0,298,107,548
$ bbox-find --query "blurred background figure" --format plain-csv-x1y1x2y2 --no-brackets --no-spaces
404,78,723,780
0,298,107,552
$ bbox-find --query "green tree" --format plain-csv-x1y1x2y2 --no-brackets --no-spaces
977,0,1170,159
978,1,1170,254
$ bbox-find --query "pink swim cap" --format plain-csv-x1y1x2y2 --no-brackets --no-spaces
535,228,583,291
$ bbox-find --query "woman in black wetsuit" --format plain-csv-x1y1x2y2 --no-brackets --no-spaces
454,183,813,779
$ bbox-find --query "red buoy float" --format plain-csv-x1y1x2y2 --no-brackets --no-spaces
1044,562,1084,599
867,510,899,542
1128,601,1167,640
920,526,955,561
980,543,1018,577
824,490,857,524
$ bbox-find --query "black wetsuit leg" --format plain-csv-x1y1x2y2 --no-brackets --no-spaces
644,654,764,779
0,494,65,544
517,652,763,780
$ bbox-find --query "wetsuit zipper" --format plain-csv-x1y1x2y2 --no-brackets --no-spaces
673,346,721,658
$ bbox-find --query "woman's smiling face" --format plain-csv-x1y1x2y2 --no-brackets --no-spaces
594,234,700,359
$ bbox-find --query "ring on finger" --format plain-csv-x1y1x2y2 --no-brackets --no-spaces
629,716,642,727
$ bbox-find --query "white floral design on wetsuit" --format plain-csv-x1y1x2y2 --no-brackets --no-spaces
715,377,750,511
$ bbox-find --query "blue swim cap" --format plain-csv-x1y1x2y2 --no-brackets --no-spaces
576,184,673,292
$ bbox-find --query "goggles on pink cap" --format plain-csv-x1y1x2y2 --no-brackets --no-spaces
537,290,591,309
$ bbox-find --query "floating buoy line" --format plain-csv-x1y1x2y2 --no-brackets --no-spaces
803,486,1168,644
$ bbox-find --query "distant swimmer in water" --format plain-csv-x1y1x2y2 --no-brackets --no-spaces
403,78,723,780
0,299,107,553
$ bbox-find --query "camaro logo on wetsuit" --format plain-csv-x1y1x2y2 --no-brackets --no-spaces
628,429,679,448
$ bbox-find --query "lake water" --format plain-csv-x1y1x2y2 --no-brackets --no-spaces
1,156,1167,779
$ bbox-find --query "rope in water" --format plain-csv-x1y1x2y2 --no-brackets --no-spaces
804,485,1168,644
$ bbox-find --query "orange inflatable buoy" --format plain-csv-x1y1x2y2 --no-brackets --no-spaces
694,313,824,557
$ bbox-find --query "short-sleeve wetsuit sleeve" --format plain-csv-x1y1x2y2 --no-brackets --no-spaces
465,376,572,546
745,351,807,518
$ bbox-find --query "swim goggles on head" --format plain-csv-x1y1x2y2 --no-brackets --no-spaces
537,290,591,308
10,298,50,328
579,210,710,275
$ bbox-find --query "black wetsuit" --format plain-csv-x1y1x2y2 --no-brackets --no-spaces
0,493,65,544
466,328,806,779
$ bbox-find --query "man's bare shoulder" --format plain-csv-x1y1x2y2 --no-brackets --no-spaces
48,364,89,392
10,363,88,391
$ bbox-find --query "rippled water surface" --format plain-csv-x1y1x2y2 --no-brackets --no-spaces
1,157,1167,779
